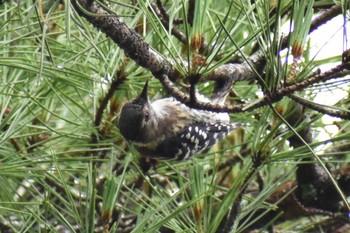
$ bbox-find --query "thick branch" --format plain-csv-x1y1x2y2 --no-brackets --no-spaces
71,1,348,118
160,62,350,114
71,0,170,75
204,51,265,83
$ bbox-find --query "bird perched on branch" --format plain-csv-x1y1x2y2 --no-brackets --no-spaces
118,81,237,160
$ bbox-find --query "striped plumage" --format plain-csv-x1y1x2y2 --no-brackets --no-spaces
118,82,237,160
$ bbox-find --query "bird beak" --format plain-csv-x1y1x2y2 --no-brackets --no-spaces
137,81,149,102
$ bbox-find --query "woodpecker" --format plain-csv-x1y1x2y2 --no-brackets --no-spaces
118,82,237,160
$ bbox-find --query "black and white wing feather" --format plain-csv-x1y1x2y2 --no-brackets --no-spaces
140,122,236,160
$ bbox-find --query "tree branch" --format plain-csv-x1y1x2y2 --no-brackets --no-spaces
243,64,350,113
151,2,187,44
289,94,350,120
71,0,170,75
71,1,348,119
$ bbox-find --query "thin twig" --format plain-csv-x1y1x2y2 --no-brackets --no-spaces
289,94,350,120
243,64,350,113
151,2,187,43
188,0,195,26
94,71,126,130
156,0,183,24
90,70,126,164
216,163,261,233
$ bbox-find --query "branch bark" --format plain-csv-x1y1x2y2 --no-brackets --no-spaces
71,1,348,119
71,0,170,75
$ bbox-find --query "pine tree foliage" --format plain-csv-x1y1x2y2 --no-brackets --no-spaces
0,0,350,232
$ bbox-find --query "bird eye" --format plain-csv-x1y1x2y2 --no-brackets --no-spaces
144,112,150,122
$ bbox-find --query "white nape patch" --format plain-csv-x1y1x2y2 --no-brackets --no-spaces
151,98,171,118
151,93,230,123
